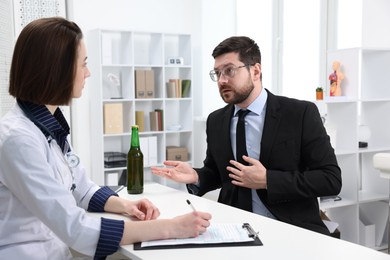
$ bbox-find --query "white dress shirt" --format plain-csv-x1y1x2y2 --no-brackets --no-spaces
231,89,276,219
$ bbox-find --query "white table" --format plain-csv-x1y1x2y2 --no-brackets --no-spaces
89,182,389,260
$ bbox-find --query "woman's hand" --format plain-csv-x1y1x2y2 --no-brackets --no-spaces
123,198,160,220
120,210,212,245
105,196,160,220
171,211,212,238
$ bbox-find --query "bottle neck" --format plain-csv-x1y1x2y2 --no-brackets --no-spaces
131,127,140,148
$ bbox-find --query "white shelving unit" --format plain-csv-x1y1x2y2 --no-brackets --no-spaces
318,48,390,250
87,29,193,191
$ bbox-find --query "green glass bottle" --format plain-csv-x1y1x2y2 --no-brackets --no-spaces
127,125,144,194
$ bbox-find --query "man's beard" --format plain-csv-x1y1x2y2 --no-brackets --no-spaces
219,81,255,104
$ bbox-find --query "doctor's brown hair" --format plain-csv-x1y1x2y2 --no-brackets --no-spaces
9,17,83,105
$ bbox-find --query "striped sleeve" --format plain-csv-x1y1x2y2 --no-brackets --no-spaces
88,186,117,212
94,217,124,259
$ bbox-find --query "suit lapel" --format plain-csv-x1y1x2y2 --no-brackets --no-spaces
261,90,282,164
222,105,235,159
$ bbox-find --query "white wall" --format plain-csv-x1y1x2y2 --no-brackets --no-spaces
337,0,390,49
194,0,237,167
362,0,390,48
199,0,237,116
67,0,236,175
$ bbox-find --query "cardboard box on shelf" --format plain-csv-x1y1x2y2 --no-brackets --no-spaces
135,70,146,98
145,69,155,98
135,69,155,98
166,146,188,161
103,103,123,134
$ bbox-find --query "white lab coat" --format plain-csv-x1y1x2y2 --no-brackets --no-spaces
0,104,103,259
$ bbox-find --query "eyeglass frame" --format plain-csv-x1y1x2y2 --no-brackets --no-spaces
209,64,254,82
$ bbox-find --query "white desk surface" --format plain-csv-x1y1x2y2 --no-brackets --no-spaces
89,182,390,260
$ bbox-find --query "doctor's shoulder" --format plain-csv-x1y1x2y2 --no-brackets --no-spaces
0,108,48,151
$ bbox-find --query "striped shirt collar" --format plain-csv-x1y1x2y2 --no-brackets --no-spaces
17,99,70,154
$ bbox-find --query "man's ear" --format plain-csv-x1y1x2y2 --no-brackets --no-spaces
252,63,262,81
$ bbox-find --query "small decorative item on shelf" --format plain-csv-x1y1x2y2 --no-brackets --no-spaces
358,124,371,148
329,60,344,97
316,87,323,100
105,73,122,99
167,57,184,65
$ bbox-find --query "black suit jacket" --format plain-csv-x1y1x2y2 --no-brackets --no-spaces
189,89,342,235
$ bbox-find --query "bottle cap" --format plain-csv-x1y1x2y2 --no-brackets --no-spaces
132,125,139,129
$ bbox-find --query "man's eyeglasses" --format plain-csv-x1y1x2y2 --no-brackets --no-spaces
209,64,253,82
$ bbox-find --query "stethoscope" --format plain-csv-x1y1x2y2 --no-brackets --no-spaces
66,151,80,191
18,101,79,192
47,136,79,192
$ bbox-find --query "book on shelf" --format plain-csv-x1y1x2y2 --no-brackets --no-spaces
139,137,149,166
149,109,163,131
166,81,176,98
169,79,181,98
149,111,159,131
138,136,158,167
148,136,158,166
166,79,191,98
154,109,164,130
181,79,191,98
135,111,145,132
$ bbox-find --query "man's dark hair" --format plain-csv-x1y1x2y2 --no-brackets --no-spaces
212,36,261,66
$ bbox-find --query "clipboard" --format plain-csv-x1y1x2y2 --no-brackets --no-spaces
134,223,263,250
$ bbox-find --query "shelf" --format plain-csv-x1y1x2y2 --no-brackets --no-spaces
323,96,357,103
104,166,126,173
318,48,390,247
320,198,357,209
334,149,358,156
88,29,193,187
360,98,390,102
359,190,389,203
359,147,390,153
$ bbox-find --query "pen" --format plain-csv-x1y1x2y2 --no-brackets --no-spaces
186,199,197,212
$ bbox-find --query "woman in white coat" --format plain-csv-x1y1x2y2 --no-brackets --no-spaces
0,17,211,259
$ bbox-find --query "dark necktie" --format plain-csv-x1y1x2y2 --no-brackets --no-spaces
234,109,252,211
236,109,250,164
